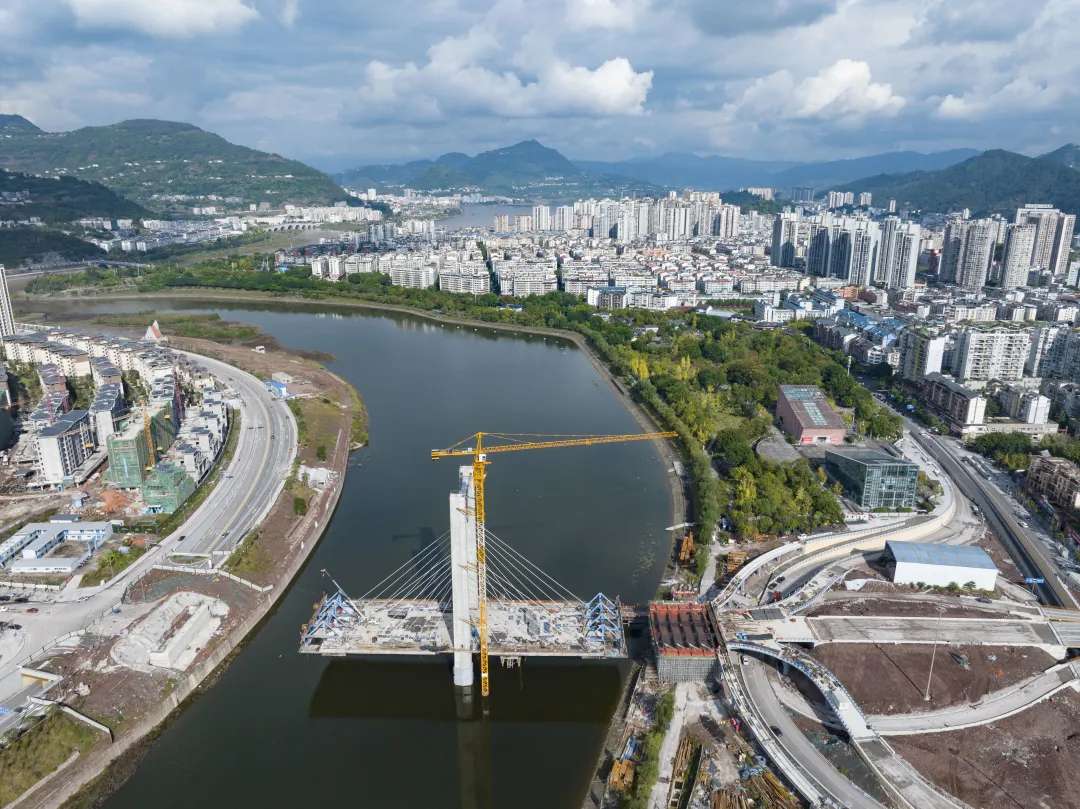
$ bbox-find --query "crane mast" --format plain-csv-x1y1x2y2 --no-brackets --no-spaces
432,430,676,698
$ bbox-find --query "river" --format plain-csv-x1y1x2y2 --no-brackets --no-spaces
30,299,673,809
438,204,534,230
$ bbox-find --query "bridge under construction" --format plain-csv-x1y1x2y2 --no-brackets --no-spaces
301,431,674,693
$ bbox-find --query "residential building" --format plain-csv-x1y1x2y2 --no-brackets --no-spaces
898,330,946,382
923,373,987,427
1015,204,1076,277
37,409,95,487
771,212,799,268
1026,454,1080,510
940,217,995,291
141,461,196,514
825,448,918,510
953,329,1031,382
1001,223,1037,289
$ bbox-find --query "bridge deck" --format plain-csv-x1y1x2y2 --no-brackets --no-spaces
300,597,625,658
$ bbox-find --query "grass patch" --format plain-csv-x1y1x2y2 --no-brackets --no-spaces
289,396,345,460
92,313,263,344
0,711,101,806
79,543,147,587
223,530,272,579
148,409,240,538
348,383,368,447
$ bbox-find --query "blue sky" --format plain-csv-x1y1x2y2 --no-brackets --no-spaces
1,0,1077,170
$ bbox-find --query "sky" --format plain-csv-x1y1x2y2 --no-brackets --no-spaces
1,0,1078,170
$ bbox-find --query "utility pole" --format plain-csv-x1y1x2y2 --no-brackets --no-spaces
924,607,943,701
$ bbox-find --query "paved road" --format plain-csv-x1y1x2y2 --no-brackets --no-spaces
738,656,888,809
172,352,297,560
868,661,1080,735
0,352,297,697
911,430,1077,609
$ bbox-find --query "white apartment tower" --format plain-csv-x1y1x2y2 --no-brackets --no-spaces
1015,204,1076,277
1001,223,1037,289
771,212,800,268
954,329,1032,382
940,217,995,291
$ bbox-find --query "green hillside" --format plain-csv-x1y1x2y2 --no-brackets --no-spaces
0,169,148,223
841,150,1080,215
0,117,349,213
0,227,104,268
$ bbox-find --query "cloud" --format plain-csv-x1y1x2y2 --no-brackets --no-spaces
914,0,1049,44
569,0,644,30
280,0,301,27
66,0,259,38
349,20,652,123
729,59,904,123
683,0,838,36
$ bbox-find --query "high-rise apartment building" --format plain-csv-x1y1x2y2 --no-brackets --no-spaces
771,212,800,268
858,192,872,207
897,330,946,381
940,217,995,291
1001,223,1037,289
878,218,920,289
953,328,1032,382
531,205,552,231
1015,204,1076,277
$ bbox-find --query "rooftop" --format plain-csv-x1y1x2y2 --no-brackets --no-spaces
886,540,998,571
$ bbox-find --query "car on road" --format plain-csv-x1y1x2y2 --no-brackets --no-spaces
13,596,28,604
769,725,783,736
26,607,38,614
976,597,992,604
0,596,9,602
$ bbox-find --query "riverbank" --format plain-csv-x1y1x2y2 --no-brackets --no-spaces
22,287,688,534
7,339,360,809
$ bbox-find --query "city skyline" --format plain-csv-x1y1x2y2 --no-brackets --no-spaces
1,0,1078,169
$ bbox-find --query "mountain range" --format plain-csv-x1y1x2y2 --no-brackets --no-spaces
838,147,1080,215
576,149,980,193
338,139,659,198
0,116,350,213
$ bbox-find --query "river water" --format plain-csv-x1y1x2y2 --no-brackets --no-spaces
438,204,534,230
30,299,672,809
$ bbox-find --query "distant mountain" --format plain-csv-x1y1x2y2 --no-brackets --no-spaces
0,117,350,213
839,150,1080,215
575,149,978,193
575,153,796,191
1040,144,1080,172
0,114,41,134
0,227,104,268
0,169,148,223
339,140,659,198
770,149,979,190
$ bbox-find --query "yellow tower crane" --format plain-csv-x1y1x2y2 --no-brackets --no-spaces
432,430,676,697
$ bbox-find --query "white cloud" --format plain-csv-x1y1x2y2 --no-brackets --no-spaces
66,0,259,38
570,0,644,31
350,21,652,123
794,59,905,119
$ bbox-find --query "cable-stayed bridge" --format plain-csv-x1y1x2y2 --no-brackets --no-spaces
299,465,625,688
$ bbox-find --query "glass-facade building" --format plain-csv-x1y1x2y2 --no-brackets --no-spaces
825,449,918,510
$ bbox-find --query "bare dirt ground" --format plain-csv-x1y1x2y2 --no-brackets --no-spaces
976,528,1025,585
808,597,1008,621
809,643,1056,715
891,689,1080,809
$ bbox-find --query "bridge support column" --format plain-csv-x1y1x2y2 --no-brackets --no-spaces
450,466,480,689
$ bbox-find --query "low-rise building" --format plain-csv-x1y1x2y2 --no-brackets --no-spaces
776,385,846,445
826,448,918,510
1026,453,1080,511
885,541,998,590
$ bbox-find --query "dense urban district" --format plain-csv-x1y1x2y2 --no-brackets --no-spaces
3,118,1080,809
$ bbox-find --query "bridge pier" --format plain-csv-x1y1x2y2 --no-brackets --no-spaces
450,466,480,689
